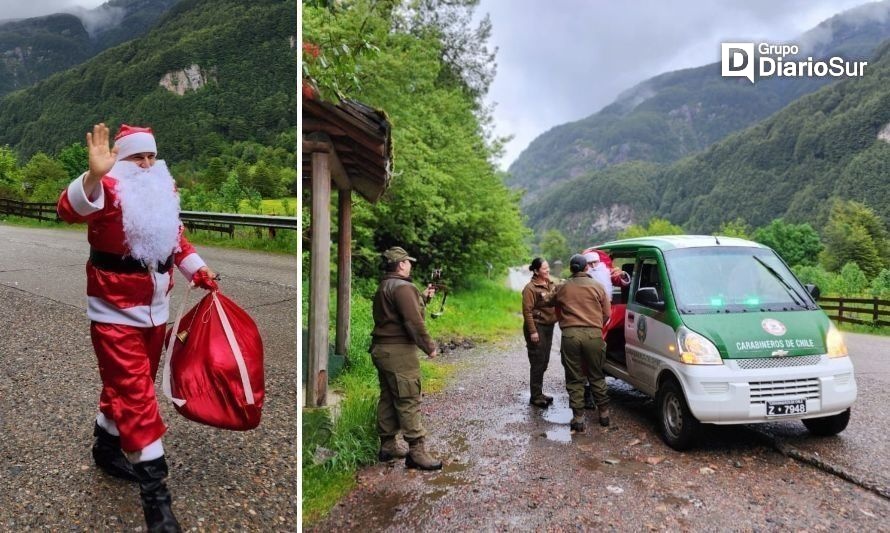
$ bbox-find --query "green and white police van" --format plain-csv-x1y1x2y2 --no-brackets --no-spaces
592,235,856,450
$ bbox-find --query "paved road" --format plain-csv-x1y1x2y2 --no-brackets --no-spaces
0,224,298,530
309,272,890,530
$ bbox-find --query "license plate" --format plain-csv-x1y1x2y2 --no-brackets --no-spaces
766,399,807,416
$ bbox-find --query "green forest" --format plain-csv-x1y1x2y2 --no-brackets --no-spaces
0,0,297,215
302,0,527,283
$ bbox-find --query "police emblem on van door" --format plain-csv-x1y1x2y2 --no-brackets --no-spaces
761,318,787,336
637,316,647,343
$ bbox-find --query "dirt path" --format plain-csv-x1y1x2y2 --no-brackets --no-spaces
308,335,888,531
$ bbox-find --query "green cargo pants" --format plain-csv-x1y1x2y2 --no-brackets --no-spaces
524,322,554,401
560,326,608,411
370,343,426,441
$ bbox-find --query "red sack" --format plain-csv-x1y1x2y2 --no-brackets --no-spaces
162,289,264,430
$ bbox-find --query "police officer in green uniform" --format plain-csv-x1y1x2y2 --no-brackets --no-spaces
554,254,612,431
370,246,443,470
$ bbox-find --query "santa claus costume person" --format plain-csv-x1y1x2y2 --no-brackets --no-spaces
57,123,218,533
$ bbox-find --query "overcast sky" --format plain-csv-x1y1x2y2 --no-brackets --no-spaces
0,0,105,20
478,0,875,169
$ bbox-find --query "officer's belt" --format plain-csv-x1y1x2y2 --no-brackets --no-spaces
89,249,174,274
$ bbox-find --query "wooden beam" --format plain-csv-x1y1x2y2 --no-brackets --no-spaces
307,151,331,407
301,138,332,153
302,117,346,137
304,98,387,157
335,188,352,357
306,132,351,191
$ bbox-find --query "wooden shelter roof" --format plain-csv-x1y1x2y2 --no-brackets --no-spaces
302,95,392,203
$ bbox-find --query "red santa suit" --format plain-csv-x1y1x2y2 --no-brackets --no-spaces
57,128,205,458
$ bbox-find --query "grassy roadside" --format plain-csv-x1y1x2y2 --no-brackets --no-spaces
301,277,522,524
0,215,296,254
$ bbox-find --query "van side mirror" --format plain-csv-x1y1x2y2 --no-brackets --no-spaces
805,283,820,300
636,287,664,310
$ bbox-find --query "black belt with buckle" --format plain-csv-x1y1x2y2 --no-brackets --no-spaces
89,249,174,274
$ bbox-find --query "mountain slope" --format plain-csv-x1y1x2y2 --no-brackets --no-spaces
525,40,890,249
508,0,890,203
0,0,179,96
0,0,296,164
656,40,890,233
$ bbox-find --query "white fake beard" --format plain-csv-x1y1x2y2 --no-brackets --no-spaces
112,160,181,265
588,264,613,295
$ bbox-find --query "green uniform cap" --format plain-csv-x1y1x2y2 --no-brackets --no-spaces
383,246,417,263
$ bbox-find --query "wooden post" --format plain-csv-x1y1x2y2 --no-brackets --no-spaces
335,188,352,357
307,152,331,407
838,297,844,322
874,297,880,325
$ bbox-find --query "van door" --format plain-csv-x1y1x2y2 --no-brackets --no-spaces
624,250,678,395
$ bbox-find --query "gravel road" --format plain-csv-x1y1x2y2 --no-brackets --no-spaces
0,225,298,531
309,329,889,531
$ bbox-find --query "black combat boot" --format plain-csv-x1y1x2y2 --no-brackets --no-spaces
133,456,181,533
92,422,138,482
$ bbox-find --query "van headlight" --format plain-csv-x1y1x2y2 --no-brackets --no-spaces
677,326,723,365
826,322,848,358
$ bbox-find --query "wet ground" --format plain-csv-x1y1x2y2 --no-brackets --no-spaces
309,332,889,531
0,225,298,530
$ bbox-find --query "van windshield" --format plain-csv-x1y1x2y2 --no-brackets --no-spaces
663,246,818,314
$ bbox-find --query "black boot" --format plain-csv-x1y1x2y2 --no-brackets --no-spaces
92,423,138,482
133,457,181,533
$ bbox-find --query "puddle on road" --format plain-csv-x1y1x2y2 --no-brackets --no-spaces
545,426,572,442
542,406,573,424
358,491,404,529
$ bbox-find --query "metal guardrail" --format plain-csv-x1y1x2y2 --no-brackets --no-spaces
180,210,298,230
0,198,298,232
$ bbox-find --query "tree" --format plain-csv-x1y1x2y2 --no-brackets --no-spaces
0,146,22,199
22,152,69,202
306,0,529,283
752,219,823,267
204,157,228,190
539,229,570,265
819,200,889,278
715,218,751,239
250,160,278,197
618,217,684,239
56,143,88,180
218,172,244,213
870,269,890,298
836,262,869,296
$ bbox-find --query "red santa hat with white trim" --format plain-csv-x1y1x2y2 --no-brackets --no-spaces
114,124,157,161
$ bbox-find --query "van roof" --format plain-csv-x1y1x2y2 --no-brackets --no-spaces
596,235,768,252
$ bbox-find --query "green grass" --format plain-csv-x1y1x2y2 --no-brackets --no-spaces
425,277,523,344
237,197,297,215
837,323,890,336
301,276,519,524
0,215,80,231
1,215,297,254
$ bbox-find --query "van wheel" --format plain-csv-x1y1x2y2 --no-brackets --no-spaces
802,408,850,436
657,378,700,451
